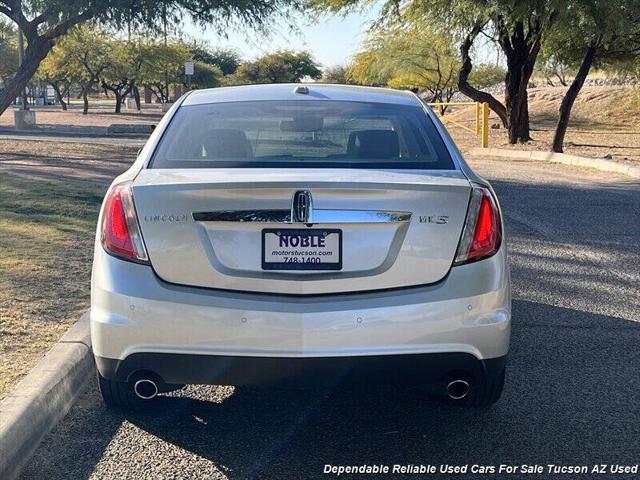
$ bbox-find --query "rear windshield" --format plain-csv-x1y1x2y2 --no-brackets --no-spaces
150,100,455,169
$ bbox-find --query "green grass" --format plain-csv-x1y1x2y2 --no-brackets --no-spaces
0,173,105,398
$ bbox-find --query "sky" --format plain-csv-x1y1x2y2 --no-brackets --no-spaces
183,9,381,68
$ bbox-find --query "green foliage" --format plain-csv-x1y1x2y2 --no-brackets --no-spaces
321,64,351,84
185,61,223,89
138,40,191,101
347,50,389,86
308,0,561,34
103,40,140,80
237,50,322,83
218,73,245,86
469,64,506,89
536,0,640,86
347,22,460,101
2,0,297,39
38,39,71,84
0,18,17,80
39,28,227,107
51,26,111,86
193,46,242,75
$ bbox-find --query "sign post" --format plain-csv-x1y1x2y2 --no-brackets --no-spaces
184,61,194,91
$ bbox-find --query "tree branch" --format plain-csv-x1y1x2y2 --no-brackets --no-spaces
458,21,508,127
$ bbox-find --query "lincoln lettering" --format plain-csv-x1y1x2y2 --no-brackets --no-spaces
279,234,326,248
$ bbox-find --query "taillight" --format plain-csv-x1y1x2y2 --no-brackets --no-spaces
454,186,502,265
101,182,149,263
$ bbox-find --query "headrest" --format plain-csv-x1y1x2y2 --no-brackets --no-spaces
201,129,252,158
347,129,399,159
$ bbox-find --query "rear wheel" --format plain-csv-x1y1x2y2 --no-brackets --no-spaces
97,371,144,409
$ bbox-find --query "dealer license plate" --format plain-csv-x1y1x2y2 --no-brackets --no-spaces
262,229,342,271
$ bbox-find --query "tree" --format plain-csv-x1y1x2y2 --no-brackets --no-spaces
140,41,191,102
194,46,242,75
38,41,72,109
321,64,351,84
101,39,139,113
347,50,390,86
468,64,506,90
308,0,561,143
536,53,573,87
371,24,459,106
182,61,223,90
237,50,322,83
40,26,112,114
343,23,460,112
548,0,640,152
0,0,297,115
55,26,111,114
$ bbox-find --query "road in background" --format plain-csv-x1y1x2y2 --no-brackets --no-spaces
18,158,640,480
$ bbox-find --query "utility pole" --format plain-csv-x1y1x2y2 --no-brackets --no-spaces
17,28,28,110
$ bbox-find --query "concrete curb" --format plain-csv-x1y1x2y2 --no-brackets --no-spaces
469,147,640,179
0,313,93,480
0,127,150,139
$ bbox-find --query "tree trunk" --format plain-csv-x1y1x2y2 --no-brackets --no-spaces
133,85,141,110
51,83,68,110
458,23,509,128
0,37,52,115
82,87,90,114
552,42,598,153
504,70,532,143
114,93,123,113
495,18,546,144
502,35,540,143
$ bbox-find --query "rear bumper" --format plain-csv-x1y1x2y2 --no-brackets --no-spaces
91,244,510,366
96,352,507,387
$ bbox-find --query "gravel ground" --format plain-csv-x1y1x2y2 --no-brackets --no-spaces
17,158,640,480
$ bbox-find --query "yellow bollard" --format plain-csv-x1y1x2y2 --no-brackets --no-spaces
481,102,489,148
475,102,481,135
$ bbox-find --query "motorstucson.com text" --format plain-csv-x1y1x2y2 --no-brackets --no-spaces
323,464,640,476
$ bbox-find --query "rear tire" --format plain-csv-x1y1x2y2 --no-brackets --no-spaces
97,370,144,409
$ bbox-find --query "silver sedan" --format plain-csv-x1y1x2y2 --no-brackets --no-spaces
91,84,510,409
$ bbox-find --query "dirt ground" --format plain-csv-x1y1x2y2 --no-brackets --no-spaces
444,86,640,164
0,140,136,399
0,101,162,134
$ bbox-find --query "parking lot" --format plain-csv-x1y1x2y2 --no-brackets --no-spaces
17,157,640,480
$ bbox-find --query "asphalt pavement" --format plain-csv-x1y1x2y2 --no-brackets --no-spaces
18,158,640,480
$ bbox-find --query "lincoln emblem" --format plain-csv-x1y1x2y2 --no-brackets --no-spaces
292,190,313,223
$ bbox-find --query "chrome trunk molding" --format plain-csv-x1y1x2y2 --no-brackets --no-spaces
192,209,412,224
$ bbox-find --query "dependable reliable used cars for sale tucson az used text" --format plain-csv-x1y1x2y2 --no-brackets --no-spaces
91,84,511,409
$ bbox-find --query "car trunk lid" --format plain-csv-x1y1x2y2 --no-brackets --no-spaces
132,168,471,294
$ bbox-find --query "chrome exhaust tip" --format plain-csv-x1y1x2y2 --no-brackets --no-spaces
133,379,158,400
446,379,470,400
